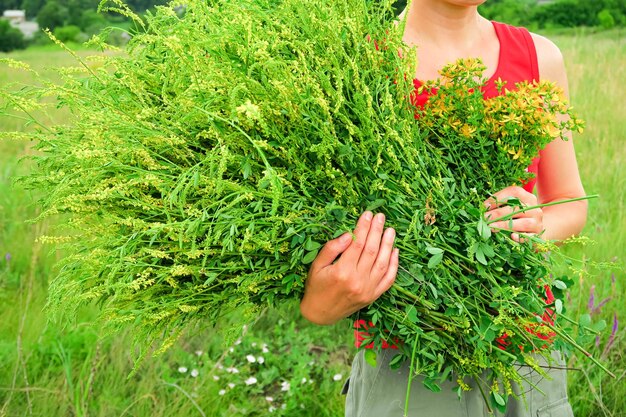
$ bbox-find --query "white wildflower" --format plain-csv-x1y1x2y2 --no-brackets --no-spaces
262,344,269,353
265,396,274,402
178,366,188,373
333,374,343,381
268,406,276,413
257,356,265,364
218,389,226,396
251,342,257,347
246,354,256,363
195,350,203,357
228,383,235,389
245,376,258,385
190,369,199,378
213,375,220,381
280,381,290,392
301,378,307,384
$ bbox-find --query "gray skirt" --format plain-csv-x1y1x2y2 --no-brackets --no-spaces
344,349,574,417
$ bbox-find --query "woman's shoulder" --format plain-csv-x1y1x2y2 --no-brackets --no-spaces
527,31,567,86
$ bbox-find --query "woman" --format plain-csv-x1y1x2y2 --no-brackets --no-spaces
300,1,587,416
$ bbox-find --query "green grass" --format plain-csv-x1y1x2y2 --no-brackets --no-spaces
1,29,625,416
548,31,626,417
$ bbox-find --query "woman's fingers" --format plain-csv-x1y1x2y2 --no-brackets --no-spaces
302,211,399,325
484,186,537,210
340,211,373,266
490,217,543,234
311,232,352,271
374,248,399,298
369,227,396,279
485,205,515,222
486,206,542,223
510,233,531,243
358,213,386,272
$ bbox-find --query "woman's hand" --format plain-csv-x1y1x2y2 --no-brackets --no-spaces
484,186,544,242
300,211,399,325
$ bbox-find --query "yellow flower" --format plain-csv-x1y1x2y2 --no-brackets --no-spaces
459,124,476,138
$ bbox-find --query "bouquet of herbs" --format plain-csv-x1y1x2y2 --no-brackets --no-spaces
1,0,606,409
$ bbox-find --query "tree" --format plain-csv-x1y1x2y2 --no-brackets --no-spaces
0,19,26,52
79,9,109,34
0,0,21,11
22,0,46,20
65,0,100,27
36,1,66,30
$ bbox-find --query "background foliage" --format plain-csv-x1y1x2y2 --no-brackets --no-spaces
478,0,626,29
1,0,626,53
0,19,25,52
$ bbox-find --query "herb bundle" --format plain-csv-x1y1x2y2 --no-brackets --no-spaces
2,0,602,409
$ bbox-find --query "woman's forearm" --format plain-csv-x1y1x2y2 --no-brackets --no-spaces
541,200,588,242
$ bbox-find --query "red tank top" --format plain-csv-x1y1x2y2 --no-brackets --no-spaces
355,21,542,349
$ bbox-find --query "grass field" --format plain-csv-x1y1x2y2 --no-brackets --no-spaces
0,29,624,417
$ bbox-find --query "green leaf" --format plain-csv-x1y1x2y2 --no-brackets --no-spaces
466,207,480,217
475,247,487,265
428,252,444,268
405,305,418,323
427,282,438,299
423,377,442,393
371,311,379,326
302,249,319,264
438,365,453,382
426,247,444,255
366,199,386,211
364,349,377,368
479,242,495,257
555,299,563,314
477,218,491,240
389,354,404,370
304,238,321,251
580,313,592,328
492,391,506,407
554,280,567,290
241,160,251,179
490,392,507,414
484,329,496,342
591,320,607,332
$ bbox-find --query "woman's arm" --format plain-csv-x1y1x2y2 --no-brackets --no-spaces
485,35,587,242
533,33,587,241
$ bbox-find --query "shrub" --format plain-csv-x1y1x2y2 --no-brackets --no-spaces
0,20,26,53
53,25,82,43
598,9,617,29
478,0,538,27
